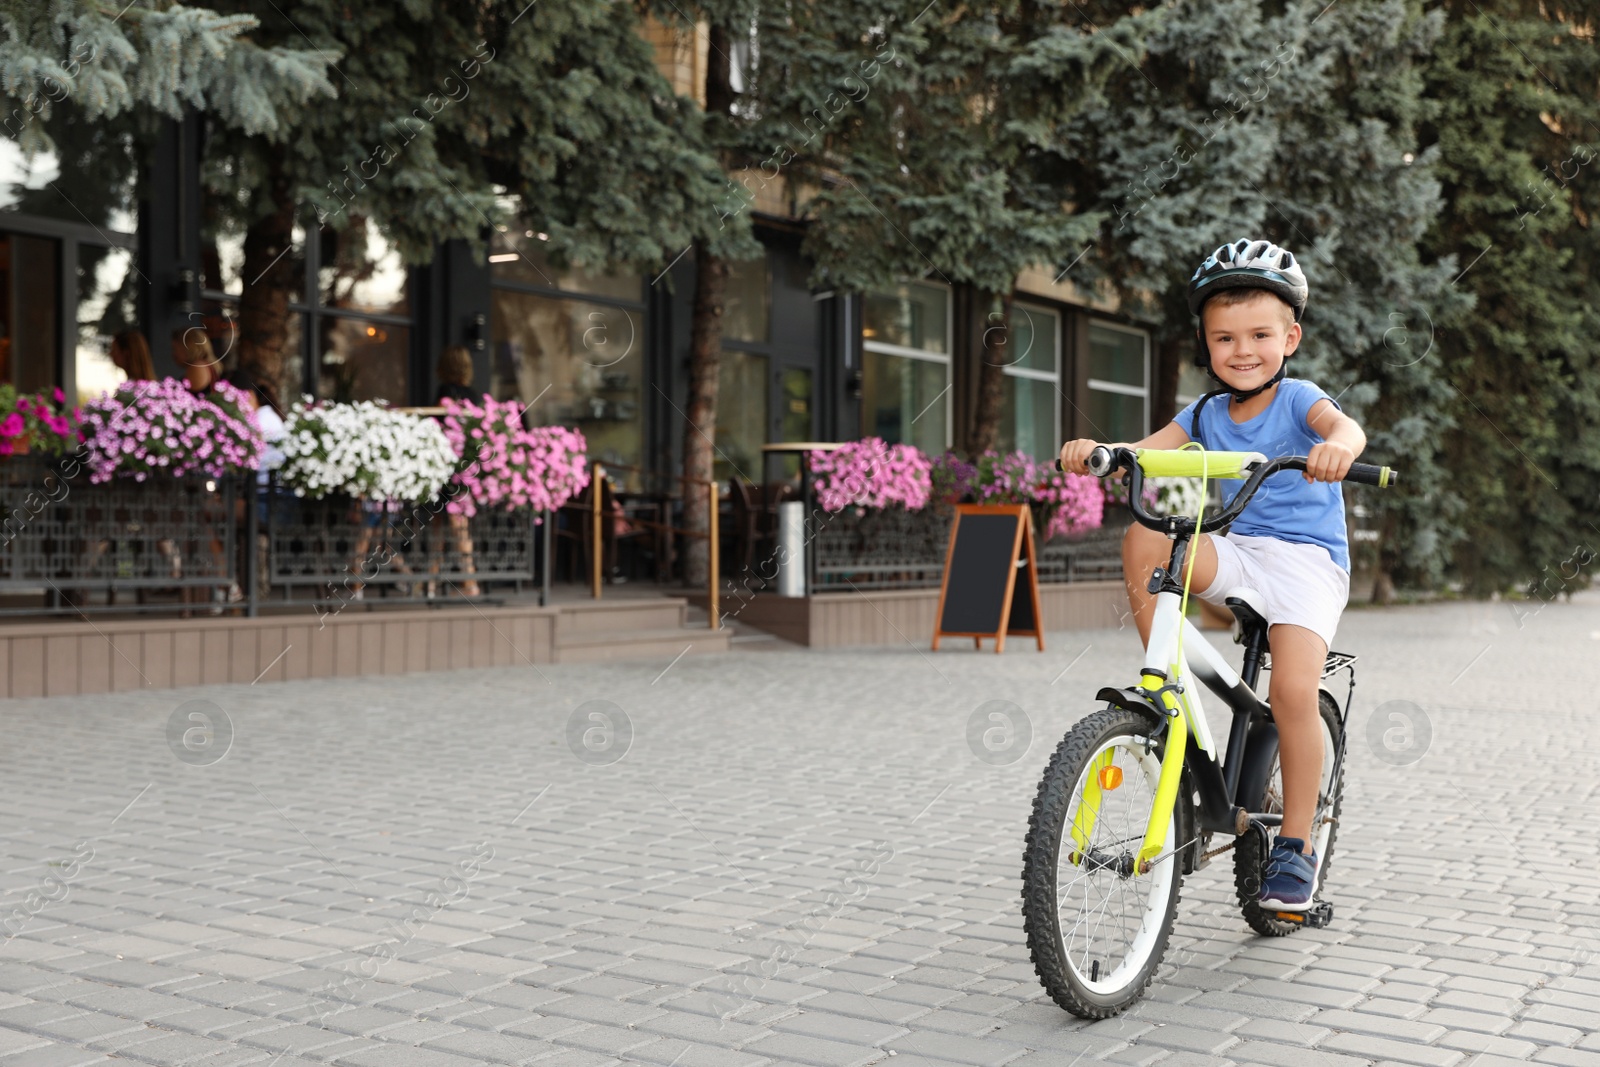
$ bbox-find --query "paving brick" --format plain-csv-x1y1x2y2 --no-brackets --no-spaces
769,1009,904,1045
740,1032,881,1067
1534,1050,1600,1067
1317,1032,1466,1066
329,1043,484,1067
0,1041,122,1066
1228,1040,1373,1067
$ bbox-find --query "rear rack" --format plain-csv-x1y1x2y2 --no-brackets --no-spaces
1321,651,1357,679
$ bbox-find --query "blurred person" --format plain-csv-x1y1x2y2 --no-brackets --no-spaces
171,328,223,396
109,330,155,382
435,344,478,404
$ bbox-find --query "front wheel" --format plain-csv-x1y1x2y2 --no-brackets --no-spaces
1022,706,1188,1018
1234,690,1344,935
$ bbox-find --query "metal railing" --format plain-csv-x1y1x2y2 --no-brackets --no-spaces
578,462,719,629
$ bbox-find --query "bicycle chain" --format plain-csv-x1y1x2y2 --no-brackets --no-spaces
1198,815,1338,863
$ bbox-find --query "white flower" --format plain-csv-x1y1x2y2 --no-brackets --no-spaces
277,401,454,502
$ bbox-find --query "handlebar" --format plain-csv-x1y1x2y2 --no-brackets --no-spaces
1055,446,1398,537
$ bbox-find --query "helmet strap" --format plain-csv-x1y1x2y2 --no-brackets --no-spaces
1205,360,1287,403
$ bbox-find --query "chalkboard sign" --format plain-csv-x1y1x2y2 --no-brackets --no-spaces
932,504,1044,654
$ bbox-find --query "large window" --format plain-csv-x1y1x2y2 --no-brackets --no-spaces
997,302,1061,461
0,234,58,394
722,257,770,345
3,133,138,404
1086,322,1149,443
715,349,768,483
862,282,950,454
76,244,138,402
489,227,645,480
200,217,413,407
716,255,776,483
1176,360,1213,410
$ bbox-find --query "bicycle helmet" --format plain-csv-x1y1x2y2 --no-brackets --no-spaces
1187,238,1308,402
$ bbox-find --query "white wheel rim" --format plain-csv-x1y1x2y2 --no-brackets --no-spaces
1054,734,1176,997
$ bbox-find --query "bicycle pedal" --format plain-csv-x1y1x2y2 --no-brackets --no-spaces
1273,901,1334,928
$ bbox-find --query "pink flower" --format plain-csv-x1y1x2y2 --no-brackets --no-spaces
439,396,588,515
808,438,932,511
78,377,263,482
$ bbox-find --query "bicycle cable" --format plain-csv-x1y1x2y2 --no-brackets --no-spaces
1172,441,1211,677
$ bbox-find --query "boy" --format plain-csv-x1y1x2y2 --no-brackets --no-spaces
1058,238,1367,910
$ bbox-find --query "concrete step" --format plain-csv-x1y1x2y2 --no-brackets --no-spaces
553,625,731,664
554,598,686,636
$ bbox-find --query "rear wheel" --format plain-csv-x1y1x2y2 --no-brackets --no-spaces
1023,706,1188,1017
1234,691,1343,936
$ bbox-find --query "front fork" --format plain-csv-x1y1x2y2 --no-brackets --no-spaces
1136,674,1188,870
1068,673,1190,872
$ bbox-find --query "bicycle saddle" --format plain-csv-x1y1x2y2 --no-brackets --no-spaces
1223,587,1269,636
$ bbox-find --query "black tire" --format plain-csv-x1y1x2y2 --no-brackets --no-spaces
1023,706,1188,1018
1233,690,1344,936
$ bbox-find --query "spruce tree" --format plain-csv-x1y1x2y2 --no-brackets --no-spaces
0,1,335,155
1416,0,1600,595
790,0,1158,453
1064,0,1468,598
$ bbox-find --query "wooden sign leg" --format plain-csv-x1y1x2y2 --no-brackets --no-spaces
1026,517,1045,651
995,512,1025,654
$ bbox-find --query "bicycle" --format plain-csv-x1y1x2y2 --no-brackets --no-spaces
1021,444,1397,1018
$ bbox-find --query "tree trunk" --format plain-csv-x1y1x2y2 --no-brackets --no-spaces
968,290,1013,455
682,24,735,590
237,153,296,399
682,245,727,588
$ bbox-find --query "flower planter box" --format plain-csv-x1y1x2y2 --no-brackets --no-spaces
810,503,1131,592
0,454,242,612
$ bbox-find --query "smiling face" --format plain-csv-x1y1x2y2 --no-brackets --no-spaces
1199,290,1301,394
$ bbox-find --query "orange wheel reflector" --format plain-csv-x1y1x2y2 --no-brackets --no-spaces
1098,766,1123,791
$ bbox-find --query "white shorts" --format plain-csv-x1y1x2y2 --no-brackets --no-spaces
1197,533,1350,649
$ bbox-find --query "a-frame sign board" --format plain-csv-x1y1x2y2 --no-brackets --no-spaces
931,503,1045,654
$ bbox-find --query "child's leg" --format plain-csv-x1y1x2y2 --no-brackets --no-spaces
1266,623,1328,852
1121,524,1221,648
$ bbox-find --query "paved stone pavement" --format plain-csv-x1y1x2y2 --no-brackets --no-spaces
1,589,1598,1067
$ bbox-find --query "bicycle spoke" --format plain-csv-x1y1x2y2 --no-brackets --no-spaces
1054,735,1169,987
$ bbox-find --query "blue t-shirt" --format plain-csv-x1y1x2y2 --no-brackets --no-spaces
1172,378,1350,572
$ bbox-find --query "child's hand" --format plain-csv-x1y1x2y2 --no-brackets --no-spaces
1305,441,1355,483
1058,439,1102,476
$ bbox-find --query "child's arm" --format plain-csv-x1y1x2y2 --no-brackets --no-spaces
1058,421,1190,475
1304,399,1367,483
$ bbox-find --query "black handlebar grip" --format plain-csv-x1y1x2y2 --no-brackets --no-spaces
1344,462,1397,488
1055,447,1117,477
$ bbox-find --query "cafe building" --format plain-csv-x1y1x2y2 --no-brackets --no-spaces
0,33,1210,692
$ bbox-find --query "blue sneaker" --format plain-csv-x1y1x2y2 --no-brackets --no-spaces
1259,836,1319,911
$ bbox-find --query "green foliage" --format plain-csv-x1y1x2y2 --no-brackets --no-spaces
193,1,736,273
0,0,336,153
786,1,1153,297
1417,1,1600,594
